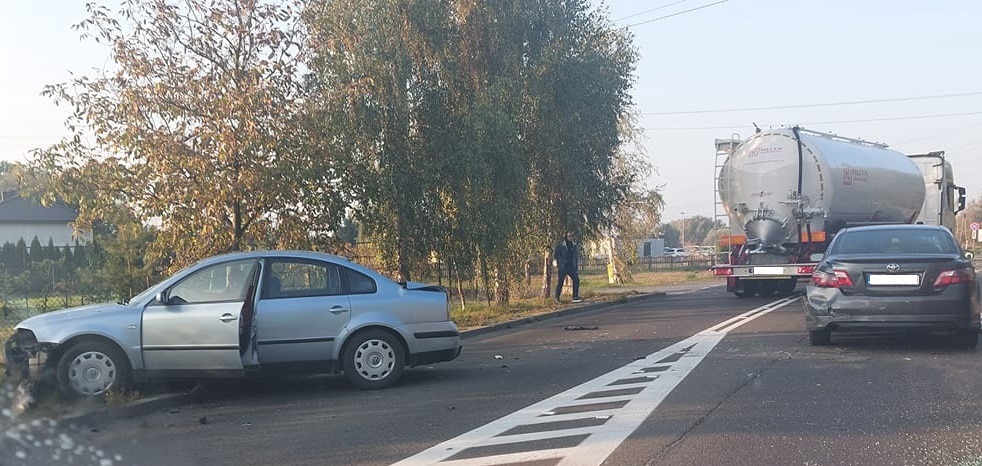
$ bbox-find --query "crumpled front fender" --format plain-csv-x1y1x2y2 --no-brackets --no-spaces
4,329,58,382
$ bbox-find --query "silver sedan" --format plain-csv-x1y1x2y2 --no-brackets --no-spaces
4,251,462,398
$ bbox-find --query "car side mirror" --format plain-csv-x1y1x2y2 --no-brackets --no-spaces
809,253,824,262
156,291,169,305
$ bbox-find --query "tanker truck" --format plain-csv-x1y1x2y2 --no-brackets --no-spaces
711,127,965,298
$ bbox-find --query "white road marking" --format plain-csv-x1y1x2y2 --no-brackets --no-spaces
392,295,800,466
676,284,723,295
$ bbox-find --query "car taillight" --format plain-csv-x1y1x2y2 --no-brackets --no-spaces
713,267,733,276
811,269,853,288
933,269,974,290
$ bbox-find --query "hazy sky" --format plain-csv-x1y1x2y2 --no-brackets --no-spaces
2,1,981,224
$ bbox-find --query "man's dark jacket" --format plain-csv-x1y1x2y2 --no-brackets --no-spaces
554,240,579,271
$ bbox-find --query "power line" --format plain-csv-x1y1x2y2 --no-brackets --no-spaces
643,111,982,131
946,140,982,152
642,91,982,116
895,120,982,145
624,0,730,28
613,0,688,23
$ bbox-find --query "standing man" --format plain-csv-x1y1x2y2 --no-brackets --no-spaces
554,231,583,303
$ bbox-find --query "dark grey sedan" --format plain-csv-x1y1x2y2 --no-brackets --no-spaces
5,251,461,398
803,224,980,347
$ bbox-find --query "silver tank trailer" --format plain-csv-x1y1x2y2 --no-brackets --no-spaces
718,128,925,253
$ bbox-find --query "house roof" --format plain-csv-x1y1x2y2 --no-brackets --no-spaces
0,192,79,223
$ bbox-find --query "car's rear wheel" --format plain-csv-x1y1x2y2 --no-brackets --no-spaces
55,340,132,398
808,329,831,346
343,329,405,390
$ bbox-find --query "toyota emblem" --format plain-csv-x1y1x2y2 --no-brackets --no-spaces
885,263,901,272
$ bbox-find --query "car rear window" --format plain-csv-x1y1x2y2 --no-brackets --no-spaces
832,229,959,255
342,268,377,295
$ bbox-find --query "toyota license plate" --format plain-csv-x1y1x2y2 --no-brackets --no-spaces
868,274,919,286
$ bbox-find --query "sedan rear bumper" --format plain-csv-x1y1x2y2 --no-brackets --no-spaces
410,345,462,367
803,289,981,333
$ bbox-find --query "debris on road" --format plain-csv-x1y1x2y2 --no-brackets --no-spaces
564,325,599,331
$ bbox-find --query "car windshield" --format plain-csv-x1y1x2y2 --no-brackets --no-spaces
831,229,960,255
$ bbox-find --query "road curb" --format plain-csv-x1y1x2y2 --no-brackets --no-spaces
59,290,668,425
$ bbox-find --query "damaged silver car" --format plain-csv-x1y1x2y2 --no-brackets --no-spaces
5,251,462,398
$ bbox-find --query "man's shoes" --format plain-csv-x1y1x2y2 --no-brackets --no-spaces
554,297,562,304
571,297,584,303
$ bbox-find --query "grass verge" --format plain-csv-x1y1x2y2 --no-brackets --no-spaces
451,269,714,330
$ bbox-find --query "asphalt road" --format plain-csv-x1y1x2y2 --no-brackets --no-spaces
47,283,982,465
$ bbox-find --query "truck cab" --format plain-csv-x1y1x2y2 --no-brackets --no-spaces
908,152,966,231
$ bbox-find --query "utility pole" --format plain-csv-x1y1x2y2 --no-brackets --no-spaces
681,211,686,248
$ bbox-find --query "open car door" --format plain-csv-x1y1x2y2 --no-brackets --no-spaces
141,259,259,376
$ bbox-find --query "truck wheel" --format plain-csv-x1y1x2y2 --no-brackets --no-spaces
778,278,798,295
343,329,405,390
734,279,758,298
957,330,978,349
55,340,132,398
757,281,778,297
808,329,831,346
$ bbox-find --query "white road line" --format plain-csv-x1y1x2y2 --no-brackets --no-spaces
677,284,724,295
392,297,799,466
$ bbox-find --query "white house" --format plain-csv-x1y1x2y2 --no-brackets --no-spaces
0,191,89,247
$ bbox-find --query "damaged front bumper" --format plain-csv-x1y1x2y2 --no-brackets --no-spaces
4,329,57,382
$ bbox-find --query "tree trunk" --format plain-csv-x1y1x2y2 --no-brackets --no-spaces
446,261,454,298
456,264,467,309
493,265,509,305
479,255,492,305
232,200,243,251
540,249,552,299
396,235,411,283
607,237,622,284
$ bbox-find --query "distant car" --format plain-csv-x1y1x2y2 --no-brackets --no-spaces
803,224,980,347
4,251,462,398
664,247,688,258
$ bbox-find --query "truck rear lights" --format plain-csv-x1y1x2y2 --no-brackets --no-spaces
933,269,974,289
811,269,853,288
797,265,816,275
712,267,733,276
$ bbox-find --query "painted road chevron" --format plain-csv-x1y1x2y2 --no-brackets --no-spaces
392,295,800,466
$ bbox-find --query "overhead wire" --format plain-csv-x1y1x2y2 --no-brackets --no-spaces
642,91,982,116
613,0,688,23
894,120,982,145
945,140,982,152
644,111,982,131
623,0,730,28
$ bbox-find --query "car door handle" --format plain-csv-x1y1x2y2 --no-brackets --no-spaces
330,306,350,315
219,313,237,323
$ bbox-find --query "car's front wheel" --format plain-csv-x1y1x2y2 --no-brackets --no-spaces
55,340,132,398
343,330,405,390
